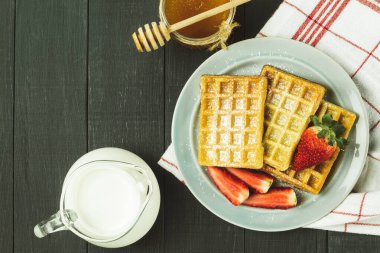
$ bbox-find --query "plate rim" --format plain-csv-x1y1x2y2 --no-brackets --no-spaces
172,37,369,231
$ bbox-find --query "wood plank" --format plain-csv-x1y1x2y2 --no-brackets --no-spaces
87,0,164,252
0,0,14,252
245,229,326,253
163,7,246,253
244,0,283,38
328,232,380,253
14,0,88,252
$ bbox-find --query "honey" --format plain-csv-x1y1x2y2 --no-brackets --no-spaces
164,0,231,38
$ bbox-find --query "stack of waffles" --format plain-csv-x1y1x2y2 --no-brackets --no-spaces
198,66,356,194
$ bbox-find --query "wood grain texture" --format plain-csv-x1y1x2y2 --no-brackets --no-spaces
163,7,246,253
14,0,88,252
5,0,380,252
87,0,164,252
244,0,283,38
0,0,14,252
245,229,326,253
328,232,380,253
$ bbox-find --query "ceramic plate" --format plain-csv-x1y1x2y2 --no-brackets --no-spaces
172,38,369,231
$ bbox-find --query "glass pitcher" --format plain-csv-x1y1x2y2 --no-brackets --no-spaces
34,158,155,246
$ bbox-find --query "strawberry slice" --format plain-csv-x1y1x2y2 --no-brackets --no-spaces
243,187,297,209
292,114,348,171
208,166,249,206
226,168,273,193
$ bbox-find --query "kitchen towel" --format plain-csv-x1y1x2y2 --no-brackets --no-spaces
159,0,380,235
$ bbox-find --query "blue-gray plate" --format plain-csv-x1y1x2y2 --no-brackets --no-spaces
172,37,369,231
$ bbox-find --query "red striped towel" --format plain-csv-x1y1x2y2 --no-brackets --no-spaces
159,0,380,235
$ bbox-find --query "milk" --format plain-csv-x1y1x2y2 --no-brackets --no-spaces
63,163,143,239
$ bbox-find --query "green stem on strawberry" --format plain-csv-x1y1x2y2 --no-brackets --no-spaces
310,114,348,150
292,114,349,171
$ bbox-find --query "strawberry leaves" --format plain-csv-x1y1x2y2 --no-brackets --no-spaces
311,115,320,126
310,114,348,150
332,124,346,136
322,114,333,126
336,137,348,149
317,128,328,138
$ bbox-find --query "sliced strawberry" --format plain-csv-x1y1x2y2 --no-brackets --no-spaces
208,166,249,206
243,187,297,209
226,168,273,193
292,114,348,171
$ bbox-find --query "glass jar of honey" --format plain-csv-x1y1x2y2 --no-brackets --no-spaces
159,0,236,48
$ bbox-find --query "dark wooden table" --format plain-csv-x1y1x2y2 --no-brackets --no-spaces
2,0,380,252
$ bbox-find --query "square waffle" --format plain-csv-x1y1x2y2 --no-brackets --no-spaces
198,75,267,169
262,101,356,194
261,65,326,171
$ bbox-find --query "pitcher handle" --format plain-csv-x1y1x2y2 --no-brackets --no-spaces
34,210,78,238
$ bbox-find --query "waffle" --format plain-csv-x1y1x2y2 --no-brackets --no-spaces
261,65,326,171
198,75,267,169
262,101,356,194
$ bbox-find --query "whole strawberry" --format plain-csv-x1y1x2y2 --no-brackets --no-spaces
292,114,348,171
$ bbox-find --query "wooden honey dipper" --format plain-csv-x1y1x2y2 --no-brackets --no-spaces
132,0,251,52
